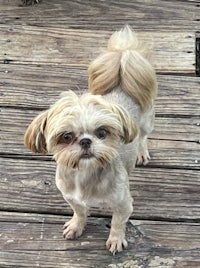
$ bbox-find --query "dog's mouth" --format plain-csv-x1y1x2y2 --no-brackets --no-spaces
80,151,94,159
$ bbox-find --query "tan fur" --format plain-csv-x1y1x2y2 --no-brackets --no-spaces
24,25,157,255
24,110,48,154
88,25,157,111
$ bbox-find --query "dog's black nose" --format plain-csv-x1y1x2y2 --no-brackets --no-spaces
79,138,92,149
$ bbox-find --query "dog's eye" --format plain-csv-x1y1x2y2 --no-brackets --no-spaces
95,128,108,140
62,132,75,144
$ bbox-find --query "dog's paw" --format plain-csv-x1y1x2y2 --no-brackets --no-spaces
137,147,150,165
63,217,85,239
106,235,128,255
137,137,150,165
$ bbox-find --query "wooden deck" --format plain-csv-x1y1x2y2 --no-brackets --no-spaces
0,0,200,267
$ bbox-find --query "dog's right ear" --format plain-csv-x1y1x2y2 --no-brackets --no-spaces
24,110,48,154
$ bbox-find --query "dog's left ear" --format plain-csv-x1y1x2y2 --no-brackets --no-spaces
111,104,138,144
24,110,49,154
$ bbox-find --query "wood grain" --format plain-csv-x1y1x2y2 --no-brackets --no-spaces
1,108,200,142
1,105,200,169
0,157,200,219
0,25,195,73
1,212,200,268
0,64,199,115
0,0,200,266
0,0,199,32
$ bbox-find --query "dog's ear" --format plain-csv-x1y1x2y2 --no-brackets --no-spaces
111,104,138,144
24,110,48,154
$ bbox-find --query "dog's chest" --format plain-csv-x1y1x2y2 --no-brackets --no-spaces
58,168,115,208
68,187,105,208
69,173,109,207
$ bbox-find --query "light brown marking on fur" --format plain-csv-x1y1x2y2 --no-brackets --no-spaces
24,110,48,154
88,25,157,111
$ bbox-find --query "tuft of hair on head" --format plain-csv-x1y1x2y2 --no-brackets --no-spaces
88,25,157,111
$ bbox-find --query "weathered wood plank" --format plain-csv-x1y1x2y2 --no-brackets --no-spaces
1,212,200,268
0,64,199,115
1,108,200,143
0,0,199,32
0,25,195,73
0,158,200,219
0,0,199,266
1,106,200,169
149,139,200,169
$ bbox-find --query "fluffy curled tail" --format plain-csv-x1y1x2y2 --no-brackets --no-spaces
88,25,157,111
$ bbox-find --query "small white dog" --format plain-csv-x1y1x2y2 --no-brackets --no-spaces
24,26,157,254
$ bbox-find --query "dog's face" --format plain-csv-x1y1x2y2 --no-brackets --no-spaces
24,91,138,169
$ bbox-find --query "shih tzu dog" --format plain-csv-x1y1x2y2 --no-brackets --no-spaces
24,26,157,254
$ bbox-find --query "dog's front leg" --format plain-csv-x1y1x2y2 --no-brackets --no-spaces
63,199,88,240
106,196,133,254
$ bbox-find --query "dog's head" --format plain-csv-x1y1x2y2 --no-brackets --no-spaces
24,91,138,169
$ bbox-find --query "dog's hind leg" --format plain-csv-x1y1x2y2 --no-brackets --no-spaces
137,106,155,165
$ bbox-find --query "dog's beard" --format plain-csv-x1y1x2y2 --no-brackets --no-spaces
53,143,118,170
